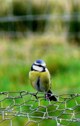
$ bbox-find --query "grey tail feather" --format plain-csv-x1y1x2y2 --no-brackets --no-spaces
46,90,57,101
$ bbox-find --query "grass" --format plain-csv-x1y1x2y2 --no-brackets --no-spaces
0,36,80,93
0,35,80,126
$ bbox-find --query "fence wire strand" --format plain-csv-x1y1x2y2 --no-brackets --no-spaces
0,91,80,126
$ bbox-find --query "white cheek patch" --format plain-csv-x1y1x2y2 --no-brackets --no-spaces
33,65,43,72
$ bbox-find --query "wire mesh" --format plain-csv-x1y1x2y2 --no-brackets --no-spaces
0,91,80,126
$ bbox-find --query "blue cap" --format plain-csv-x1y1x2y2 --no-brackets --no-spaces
34,59,46,66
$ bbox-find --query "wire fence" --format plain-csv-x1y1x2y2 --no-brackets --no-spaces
0,91,80,126
0,0,80,38
0,13,80,22
0,13,80,37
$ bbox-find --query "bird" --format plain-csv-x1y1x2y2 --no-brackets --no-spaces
29,59,57,101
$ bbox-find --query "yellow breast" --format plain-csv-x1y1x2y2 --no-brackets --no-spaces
29,71,51,92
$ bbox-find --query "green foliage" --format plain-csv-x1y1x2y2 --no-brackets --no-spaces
0,38,80,94
0,0,52,33
0,37,80,126
0,0,73,35
0,64,27,91
68,1,80,44
45,54,68,75
0,1,10,31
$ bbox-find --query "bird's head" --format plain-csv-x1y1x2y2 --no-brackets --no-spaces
31,59,47,72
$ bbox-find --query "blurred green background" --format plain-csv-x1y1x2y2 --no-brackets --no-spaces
0,0,80,126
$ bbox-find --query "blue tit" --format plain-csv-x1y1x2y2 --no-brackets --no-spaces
29,59,57,101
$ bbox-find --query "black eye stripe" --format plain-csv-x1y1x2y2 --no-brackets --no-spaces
33,63,46,68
